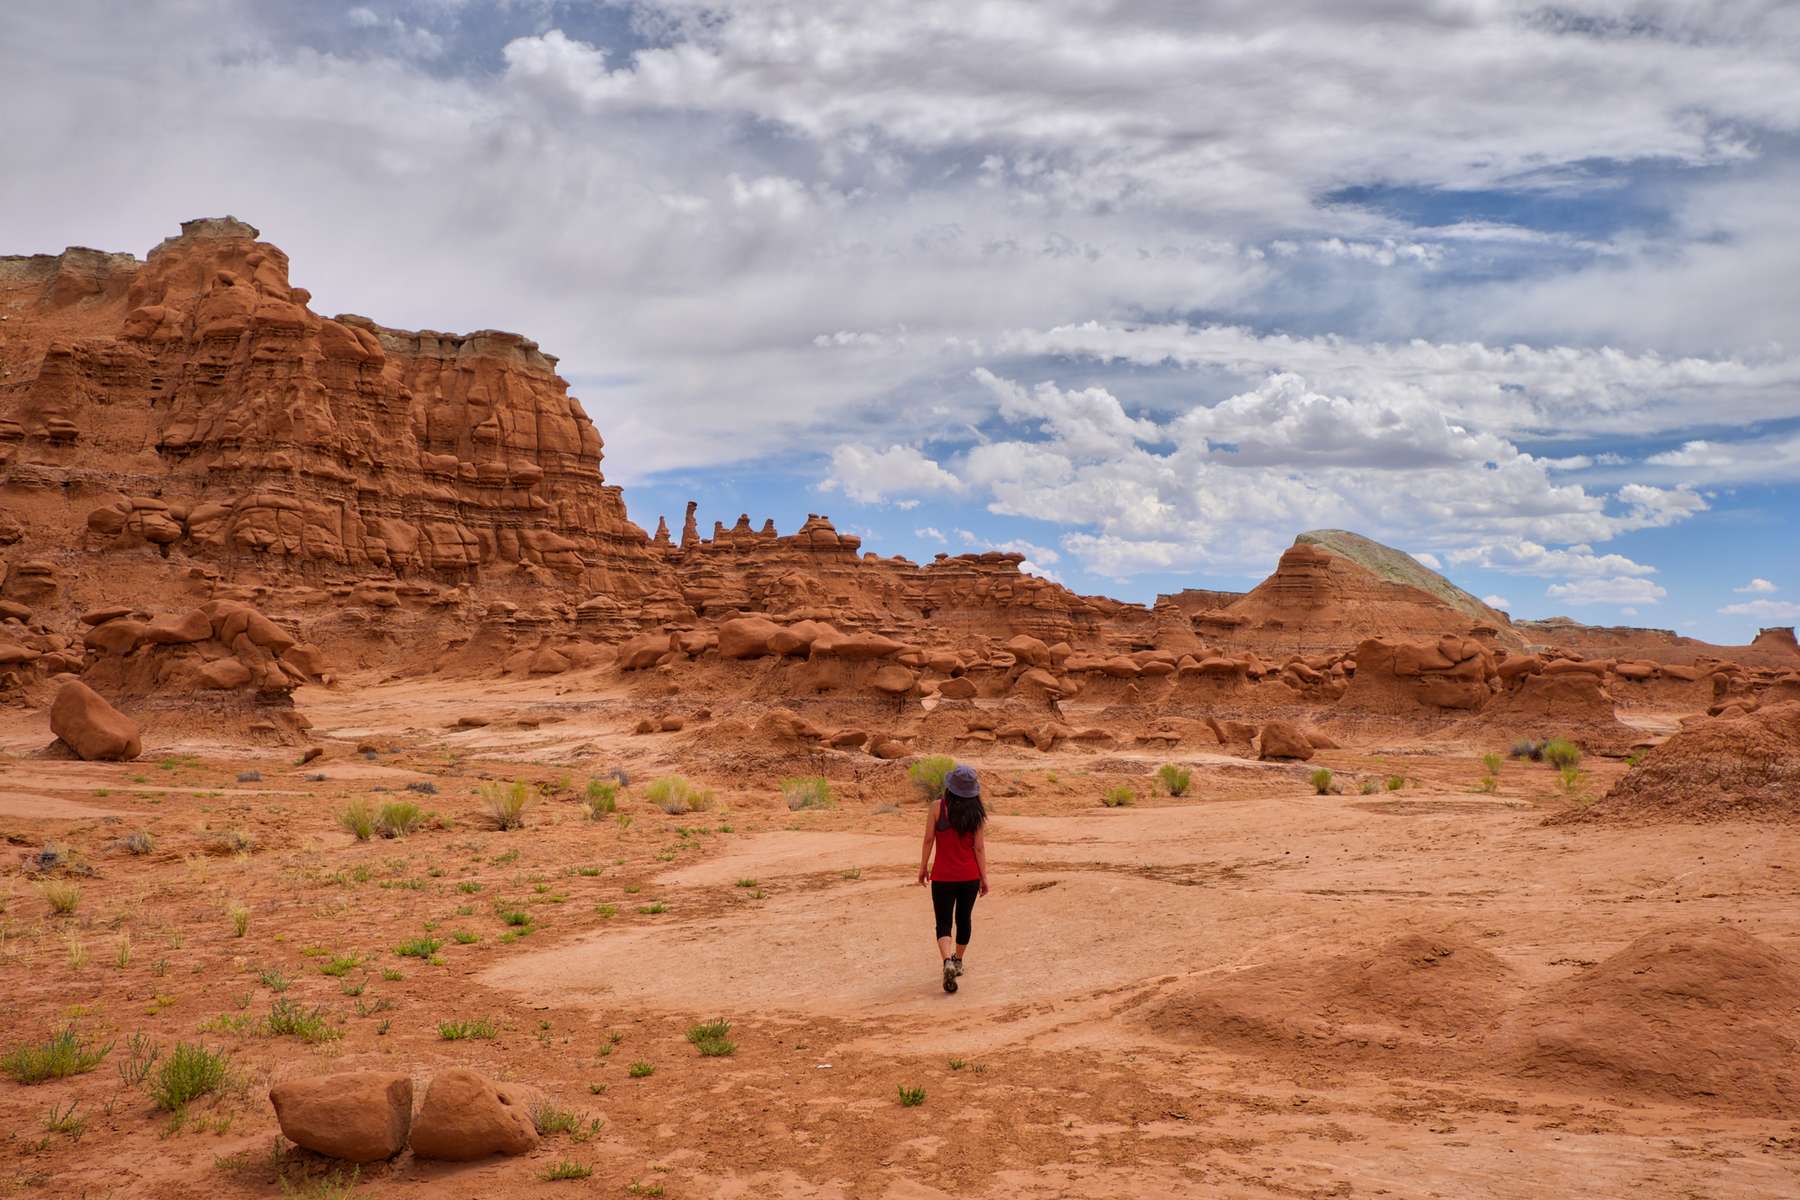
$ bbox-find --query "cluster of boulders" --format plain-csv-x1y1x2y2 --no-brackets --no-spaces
269,1068,542,1164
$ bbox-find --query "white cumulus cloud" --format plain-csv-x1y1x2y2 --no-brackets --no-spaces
1546,577,1668,606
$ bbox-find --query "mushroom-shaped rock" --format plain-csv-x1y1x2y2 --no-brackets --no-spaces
1015,667,1063,696
872,665,918,696
50,681,141,761
1101,656,1141,678
408,1069,538,1161
936,676,978,700
1003,635,1051,668
269,1071,413,1163
811,631,906,661
143,610,213,645
1256,720,1316,761
197,657,254,689
718,616,782,660
618,631,672,671
84,618,147,656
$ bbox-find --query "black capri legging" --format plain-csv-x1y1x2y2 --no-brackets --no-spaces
931,879,980,945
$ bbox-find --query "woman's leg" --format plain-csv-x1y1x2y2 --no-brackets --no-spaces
931,882,956,961
953,881,977,965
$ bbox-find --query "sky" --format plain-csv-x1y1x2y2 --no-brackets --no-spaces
4,1,1798,642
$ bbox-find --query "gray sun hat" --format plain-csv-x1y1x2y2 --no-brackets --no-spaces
944,764,980,798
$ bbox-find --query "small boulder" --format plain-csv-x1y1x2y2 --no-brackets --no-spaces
871,665,917,696
50,681,141,761
197,657,254,690
870,738,909,760
269,1071,412,1163
1256,720,1315,761
84,618,147,656
936,676,978,700
143,609,212,645
408,1069,538,1161
718,616,782,660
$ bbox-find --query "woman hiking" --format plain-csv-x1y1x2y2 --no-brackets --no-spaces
916,763,989,993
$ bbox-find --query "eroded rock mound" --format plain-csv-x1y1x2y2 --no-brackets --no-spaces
269,1071,413,1163
408,1069,539,1161
1339,636,1496,714
49,679,141,760
1558,702,1800,824
1505,925,1800,1113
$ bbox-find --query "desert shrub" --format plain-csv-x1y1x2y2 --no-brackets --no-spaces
438,1017,497,1041
41,880,80,916
1558,764,1582,792
627,1061,655,1078
1359,778,1378,795
1101,784,1134,807
897,1084,926,1107
1156,764,1191,797
375,801,424,838
1509,738,1544,761
644,776,713,815
1626,749,1645,767
406,780,438,795
227,901,251,938
480,780,531,830
541,1161,594,1181
394,937,441,960
237,770,262,783
1480,752,1502,776
123,831,155,855
1474,776,1498,794
337,801,375,841
149,1042,228,1111
781,777,833,811
116,1033,159,1087
265,999,340,1044
1309,768,1333,795
585,779,618,818
908,755,956,801
1385,775,1405,791
1543,738,1582,770
686,1018,735,1057
2,1027,111,1084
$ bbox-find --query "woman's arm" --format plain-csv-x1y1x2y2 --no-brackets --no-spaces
975,826,990,895
917,801,936,885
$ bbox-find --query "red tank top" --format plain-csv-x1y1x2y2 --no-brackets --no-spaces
931,799,982,882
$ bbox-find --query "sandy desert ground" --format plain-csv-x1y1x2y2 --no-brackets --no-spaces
4,671,1796,1200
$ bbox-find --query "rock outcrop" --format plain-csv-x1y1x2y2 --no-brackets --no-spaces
49,679,140,760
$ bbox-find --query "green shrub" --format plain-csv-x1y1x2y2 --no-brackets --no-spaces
265,999,340,1044
627,1061,655,1078
394,937,442,960
1385,775,1405,791
644,776,713,815
1100,784,1134,807
897,1084,926,1107
584,779,618,819
376,801,424,838
228,901,251,938
781,776,833,811
686,1018,735,1057
1559,764,1582,792
1156,764,1191,797
1626,749,1646,767
1359,778,1378,795
541,1161,594,1181
41,880,80,916
438,1017,497,1041
1543,738,1582,770
318,954,363,978
2,1027,111,1084
1474,776,1498,794
1480,752,1502,776
908,756,956,801
1309,768,1333,795
479,780,532,830
150,1042,228,1111
337,801,376,841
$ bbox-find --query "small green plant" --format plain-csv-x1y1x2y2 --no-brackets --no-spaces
337,801,376,841
1101,784,1134,807
1156,764,1191,796
41,880,80,916
452,930,479,945
318,954,363,978
584,779,618,818
265,999,340,1044
394,936,442,959
124,830,155,855
1474,775,1499,794
66,931,88,970
533,1100,597,1137
1480,752,1503,777
150,1042,228,1111
1360,777,1378,795
736,878,758,889
908,755,956,800
259,967,291,992
616,812,635,834
114,933,133,970
947,1057,966,1070
540,1161,593,1181
479,780,532,830
277,1168,362,1199
1543,738,1582,770
637,902,668,915
45,1098,85,1136
376,801,425,838
1626,749,1646,767
644,775,714,815
457,880,483,894
627,1061,655,1078
626,1182,664,1197
438,1017,497,1041
1309,768,1333,795
117,1032,160,1087
594,903,617,919
686,1018,735,1057
1385,775,1405,791
227,901,251,938
781,776,833,811
897,1084,926,1107
2,1027,112,1084
1559,764,1582,793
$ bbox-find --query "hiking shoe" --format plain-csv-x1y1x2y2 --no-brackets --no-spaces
942,959,958,993
952,957,965,977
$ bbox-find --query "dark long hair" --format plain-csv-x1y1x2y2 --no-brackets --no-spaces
943,791,986,836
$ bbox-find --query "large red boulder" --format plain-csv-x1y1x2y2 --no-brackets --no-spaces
49,681,141,761
269,1071,412,1163
408,1069,538,1161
